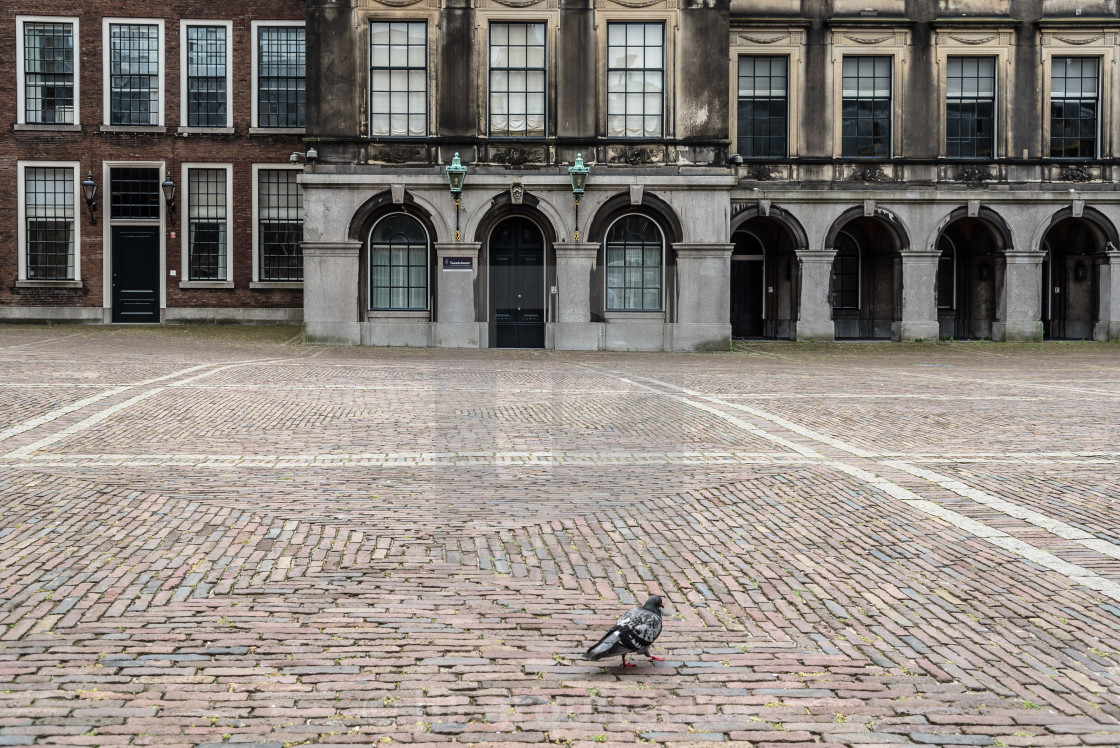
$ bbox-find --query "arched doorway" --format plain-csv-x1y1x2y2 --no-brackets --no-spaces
1041,217,1105,340
935,217,1002,340
489,217,546,348
828,216,903,339
730,217,798,339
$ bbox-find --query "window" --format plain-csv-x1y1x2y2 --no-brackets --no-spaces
841,56,891,158
831,233,859,310
1050,57,1098,159
370,21,427,137
605,215,663,311
186,167,230,281
110,167,161,219
106,21,162,126
489,22,545,137
20,164,78,281
937,244,955,309
256,168,303,282
255,23,305,128
737,56,787,158
606,23,663,138
946,57,995,159
18,18,76,125
369,214,428,310
182,23,230,128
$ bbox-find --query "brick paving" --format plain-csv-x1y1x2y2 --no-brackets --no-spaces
1,327,1119,747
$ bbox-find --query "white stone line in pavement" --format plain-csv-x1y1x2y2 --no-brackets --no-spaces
599,368,1120,604
0,331,89,350
0,363,217,445
3,360,284,458
710,393,1047,401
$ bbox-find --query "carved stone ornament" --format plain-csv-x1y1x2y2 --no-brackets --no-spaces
955,167,990,188
842,35,892,45
615,147,651,165
492,147,537,166
739,34,788,44
1054,35,1103,45
1059,165,1092,183
947,35,997,45
510,180,524,205
848,166,889,183
370,145,423,164
744,164,778,181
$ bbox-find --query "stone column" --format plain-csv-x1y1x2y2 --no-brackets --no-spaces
794,249,836,341
672,243,733,351
996,250,1044,342
1096,247,1120,341
302,241,361,344
434,242,482,348
893,250,941,342
553,242,601,350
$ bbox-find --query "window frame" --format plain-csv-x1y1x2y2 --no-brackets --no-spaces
831,231,861,311
368,20,429,139
829,28,907,160
251,163,304,286
936,236,956,311
604,21,666,140
944,55,997,160
729,28,803,161
16,16,80,129
603,213,666,313
487,20,548,138
933,28,1012,160
102,18,165,129
1047,56,1101,160
179,20,233,132
250,20,306,134
180,162,234,288
1039,30,1117,161
840,55,893,160
368,212,431,311
17,160,82,283
736,54,790,159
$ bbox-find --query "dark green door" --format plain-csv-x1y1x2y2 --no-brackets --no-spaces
111,226,160,322
730,258,764,337
490,218,545,348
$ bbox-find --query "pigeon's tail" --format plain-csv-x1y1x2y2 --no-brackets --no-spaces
584,630,622,660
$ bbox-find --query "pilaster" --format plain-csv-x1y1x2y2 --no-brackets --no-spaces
893,250,942,342
795,249,837,342
553,242,601,350
996,250,1045,342
434,242,482,348
302,241,361,345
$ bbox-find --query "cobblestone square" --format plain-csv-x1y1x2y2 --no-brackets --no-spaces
1,326,1119,747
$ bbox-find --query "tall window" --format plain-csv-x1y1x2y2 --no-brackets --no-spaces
1050,57,1098,159
841,56,891,158
185,25,227,128
370,22,427,137
257,169,303,282
369,214,428,310
489,22,546,137
257,25,305,128
108,23,161,126
188,168,229,281
737,56,787,158
606,23,663,138
946,57,995,159
21,20,75,125
23,166,76,281
605,215,663,311
831,234,859,310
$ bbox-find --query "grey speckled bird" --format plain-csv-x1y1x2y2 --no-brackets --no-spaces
584,595,665,667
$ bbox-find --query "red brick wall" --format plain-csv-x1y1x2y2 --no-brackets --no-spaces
0,1,306,313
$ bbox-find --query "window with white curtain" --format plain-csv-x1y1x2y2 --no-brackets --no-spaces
606,23,664,138
489,22,546,137
370,21,427,137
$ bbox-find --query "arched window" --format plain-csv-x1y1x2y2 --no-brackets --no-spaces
831,231,860,310
605,214,663,311
936,236,956,310
369,213,428,310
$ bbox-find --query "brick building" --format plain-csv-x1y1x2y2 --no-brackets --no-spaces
1,1,305,324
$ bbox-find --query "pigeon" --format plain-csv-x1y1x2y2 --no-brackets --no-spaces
584,595,665,667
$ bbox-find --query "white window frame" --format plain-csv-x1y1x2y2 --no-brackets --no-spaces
1039,29,1118,160
485,20,548,138
16,16,80,128
100,160,168,313
369,19,430,138
251,163,304,286
179,20,234,132
603,20,667,139
180,163,234,288
250,20,306,134
102,18,165,129
729,27,804,159
829,27,908,159
603,214,666,312
933,27,1012,159
17,161,82,283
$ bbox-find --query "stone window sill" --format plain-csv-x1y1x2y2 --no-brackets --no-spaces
15,279,83,289
179,281,235,290
367,310,430,319
15,124,82,132
603,310,666,322
250,281,303,290
249,127,306,136
100,125,167,134
177,126,235,135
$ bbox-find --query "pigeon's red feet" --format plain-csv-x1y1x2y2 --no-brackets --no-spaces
622,661,638,667
647,656,665,662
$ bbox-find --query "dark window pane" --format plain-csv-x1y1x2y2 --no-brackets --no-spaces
258,26,305,128
258,170,303,281
24,22,75,124
1049,57,1098,159
736,55,788,157
110,167,160,219
187,26,227,128
109,24,160,126
24,167,75,280
841,57,890,158
604,215,662,310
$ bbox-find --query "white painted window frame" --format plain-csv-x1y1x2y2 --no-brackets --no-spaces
100,160,168,313
603,213,666,312
250,20,306,134
102,18,165,128
180,163,234,287
16,16,80,128
251,163,304,285
179,20,234,131
17,160,82,282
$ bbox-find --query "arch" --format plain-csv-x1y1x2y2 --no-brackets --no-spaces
1032,205,1119,254
470,190,560,246
823,205,911,253
925,206,1014,254
367,213,431,312
348,189,444,244
587,190,684,245
730,203,809,250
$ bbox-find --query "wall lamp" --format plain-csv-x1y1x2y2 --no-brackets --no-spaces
568,153,590,242
446,152,467,241
81,171,98,225
289,148,318,164
162,176,177,226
